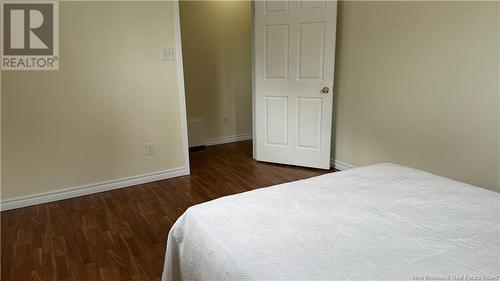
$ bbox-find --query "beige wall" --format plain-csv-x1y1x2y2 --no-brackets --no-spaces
333,1,499,191
1,1,186,200
498,3,500,192
180,0,252,139
0,73,2,191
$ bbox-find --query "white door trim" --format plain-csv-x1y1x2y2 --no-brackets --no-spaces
174,0,191,175
251,0,257,159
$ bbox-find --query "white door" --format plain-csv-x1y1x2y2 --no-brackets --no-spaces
254,0,337,169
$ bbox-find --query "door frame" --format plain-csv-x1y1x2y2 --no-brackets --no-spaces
251,1,257,159
174,0,191,175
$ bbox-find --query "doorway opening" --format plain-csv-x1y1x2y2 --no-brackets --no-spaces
178,1,337,172
179,1,254,166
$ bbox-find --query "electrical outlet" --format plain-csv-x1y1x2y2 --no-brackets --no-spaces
145,143,154,155
161,47,174,60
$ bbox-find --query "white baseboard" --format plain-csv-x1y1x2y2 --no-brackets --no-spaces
0,167,189,211
205,133,252,146
330,160,355,171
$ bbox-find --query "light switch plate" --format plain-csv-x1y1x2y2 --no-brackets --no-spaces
145,143,154,155
161,47,174,60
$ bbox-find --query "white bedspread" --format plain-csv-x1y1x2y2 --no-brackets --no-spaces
162,163,500,281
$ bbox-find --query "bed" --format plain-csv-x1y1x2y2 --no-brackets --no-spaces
162,163,500,281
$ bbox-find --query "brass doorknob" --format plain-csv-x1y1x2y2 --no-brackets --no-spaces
321,86,329,94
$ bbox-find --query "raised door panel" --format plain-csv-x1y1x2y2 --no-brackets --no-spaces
298,22,325,80
265,96,288,146
265,1,289,14
297,97,322,150
300,1,326,11
265,25,289,80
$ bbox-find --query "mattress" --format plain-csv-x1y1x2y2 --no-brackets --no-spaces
162,163,500,281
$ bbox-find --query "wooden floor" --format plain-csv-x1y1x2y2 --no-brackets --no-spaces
1,141,333,281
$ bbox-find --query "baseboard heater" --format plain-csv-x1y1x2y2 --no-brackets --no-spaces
188,119,206,148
